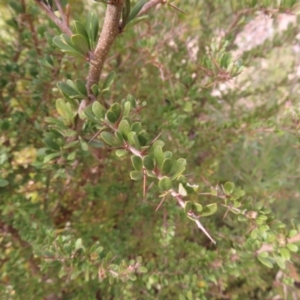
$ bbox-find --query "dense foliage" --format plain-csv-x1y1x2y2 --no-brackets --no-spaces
1,0,300,299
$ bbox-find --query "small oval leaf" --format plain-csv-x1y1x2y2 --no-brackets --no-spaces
110,103,121,119
118,119,131,138
201,203,218,217
131,155,143,171
224,182,235,194
106,110,118,123
123,101,131,117
100,132,119,147
158,176,172,191
130,170,143,181
92,101,105,120
115,149,128,157
153,146,164,168
0,179,9,187
143,155,154,170
161,158,173,175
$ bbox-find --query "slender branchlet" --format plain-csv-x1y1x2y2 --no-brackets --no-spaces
138,0,166,16
86,2,124,99
34,0,72,35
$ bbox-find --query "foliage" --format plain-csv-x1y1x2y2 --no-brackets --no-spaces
1,0,300,299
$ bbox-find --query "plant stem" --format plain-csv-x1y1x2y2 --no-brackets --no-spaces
86,3,124,99
34,0,72,35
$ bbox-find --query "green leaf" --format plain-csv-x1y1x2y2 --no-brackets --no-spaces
118,119,131,138
57,82,81,99
280,248,291,260
71,34,90,55
131,155,143,171
79,136,89,151
91,84,99,96
92,101,106,120
131,122,142,134
257,254,273,268
169,158,186,180
178,183,187,196
288,229,298,238
75,79,88,97
126,94,136,108
106,110,118,123
63,140,79,149
164,151,172,159
84,267,90,282
186,290,193,300
184,201,193,214
52,35,85,59
0,179,9,187
100,132,119,147
185,183,199,193
110,103,122,120
102,71,116,92
274,256,286,269
43,152,61,163
161,158,173,175
67,151,76,160
123,101,131,117
130,170,143,181
138,130,149,146
194,203,203,212
286,243,298,252
158,176,172,191
55,98,74,125
43,137,60,151
75,238,84,250
143,155,154,170
73,21,90,49
89,243,103,254
138,266,147,273
121,0,131,29
127,131,140,149
115,149,128,157
89,140,104,148
123,15,149,31
52,35,76,52
153,146,164,168
115,131,124,143
184,201,202,214
224,182,235,194
129,274,137,281
127,0,148,24
201,203,218,217
251,228,259,239
83,105,99,123
85,11,99,50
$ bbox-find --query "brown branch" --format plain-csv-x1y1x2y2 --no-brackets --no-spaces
25,14,42,55
86,0,168,103
34,0,72,35
1,223,40,276
86,3,123,98
257,232,300,254
138,0,166,16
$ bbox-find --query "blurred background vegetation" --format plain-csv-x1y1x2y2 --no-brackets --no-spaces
2,0,300,299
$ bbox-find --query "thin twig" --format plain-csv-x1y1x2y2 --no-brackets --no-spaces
257,233,300,254
55,0,67,24
138,0,166,16
66,4,71,26
34,0,72,35
155,194,167,212
167,3,187,15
